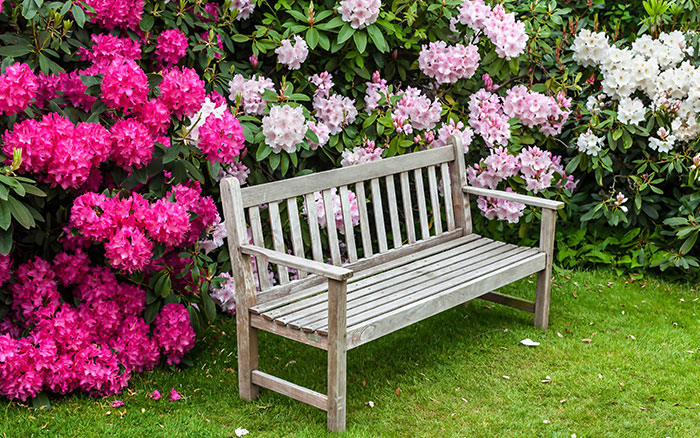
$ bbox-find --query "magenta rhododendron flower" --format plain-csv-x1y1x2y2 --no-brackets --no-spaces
109,119,155,169
100,59,149,112
81,0,145,31
156,29,189,65
0,255,12,287
111,400,125,407
197,111,246,165
149,390,161,400
0,62,38,116
169,388,182,401
79,34,142,65
153,304,196,365
159,67,207,118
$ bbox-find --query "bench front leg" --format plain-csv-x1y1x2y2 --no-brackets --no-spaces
327,278,348,432
535,208,557,329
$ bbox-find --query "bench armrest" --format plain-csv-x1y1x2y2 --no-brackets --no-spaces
463,186,565,210
240,244,353,281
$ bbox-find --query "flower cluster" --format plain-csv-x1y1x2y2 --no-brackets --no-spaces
159,67,207,118
337,0,381,29
576,129,604,156
457,0,528,60
502,86,571,136
79,34,142,65
197,111,246,164
341,139,384,167
0,253,194,402
434,119,474,152
229,0,256,20
275,36,309,70
311,188,361,232
311,73,358,135
82,0,145,31
156,29,189,65
210,273,237,314
228,74,275,115
467,146,576,222
2,113,111,189
419,41,480,84
0,63,38,116
393,87,442,133
468,89,511,147
262,105,308,153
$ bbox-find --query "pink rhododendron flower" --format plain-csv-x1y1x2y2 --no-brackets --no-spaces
337,0,380,29
144,199,191,247
149,390,161,400
435,119,474,152
311,188,360,232
457,0,528,60
153,304,196,365
137,98,172,135
210,273,236,314
82,0,144,30
104,226,154,273
340,140,383,167
0,254,11,286
0,62,38,116
111,400,125,407
79,34,142,65
169,388,182,401
395,87,442,131
517,146,555,194
262,105,308,153
229,0,256,20
502,86,570,137
275,36,309,70
308,120,331,149
228,74,275,115
159,67,207,118
468,88,511,147
197,111,246,164
156,29,189,65
167,181,221,244
364,71,391,112
109,119,155,170
100,59,149,112
216,161,251,185
476,191,526,223
10,257,61,324
419,41,480,84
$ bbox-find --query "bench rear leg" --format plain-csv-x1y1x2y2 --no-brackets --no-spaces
327,279,347,432
534,208,556,329
237,310,259,400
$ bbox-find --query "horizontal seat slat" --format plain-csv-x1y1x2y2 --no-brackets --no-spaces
240,147,455,208
284,240,512,329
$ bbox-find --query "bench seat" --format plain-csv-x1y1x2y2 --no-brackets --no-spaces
250,234,545,349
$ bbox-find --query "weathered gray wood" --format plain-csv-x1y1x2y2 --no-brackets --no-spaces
327,279,347,432
384,175,402,248
440,163,455,231
446,134,471,234
355,182,373,258
323,189,342,266
252,370,329,411
281,239,507,329
463,186,566,210
250,314,327,349
478,292,536,313
304,193,324,262
427,165,443,235
535,208,557,329
252,230,467,312
414,168,430,239
240,244,353,281
400,172,416,244
346,252,547,349
241,147,454,207
248,206,272,290
268,201,290,284
370,178,388,253
338,186,358,263
220,177,259,400
287,197,307,279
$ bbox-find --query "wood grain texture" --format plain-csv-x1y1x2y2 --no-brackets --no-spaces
252,371,329,411
463,186,566,210
447,134,471,234
385,175,402,249
535,208,557,329
339,185,358,262
250,314,328,349
355,182,373,258
370,178,388,253
327,279,347,432
286,197,307,279
400,172,416,244
240,244,353,281
248,206,272,290
479,291,536,313
268,201,290,284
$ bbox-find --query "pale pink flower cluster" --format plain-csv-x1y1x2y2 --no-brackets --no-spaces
228,74,275,115
340,139,384,167
457,0,528,60
82,0,144,30
275,36,309,70
156,29,189,65
199,218,228,254
262,105,308,153
216,161,251,185
613,192,629,213
229,0,256,20
209,273,237,314
308,120,331,149
434,119,474,152
0,63,38,116
311,72,358,135
2,113,111,189
468,88,511,147
418,41,480,84
337,0,381,29
502,86,572,136
364,71,391,112
311,188,361,232
0,253,195,401
467,146,576,222
394,87,442,133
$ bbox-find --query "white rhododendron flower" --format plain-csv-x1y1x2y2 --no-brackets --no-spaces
616,97,646,125
577,129,604,156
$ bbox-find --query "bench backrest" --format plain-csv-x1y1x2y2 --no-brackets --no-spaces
221,135,471,294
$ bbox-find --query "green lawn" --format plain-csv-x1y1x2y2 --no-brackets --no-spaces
2,268,699,438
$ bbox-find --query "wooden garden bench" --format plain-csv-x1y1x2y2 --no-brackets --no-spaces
220,135,563,431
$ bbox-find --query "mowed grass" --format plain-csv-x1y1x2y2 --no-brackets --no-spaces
1,268,699,438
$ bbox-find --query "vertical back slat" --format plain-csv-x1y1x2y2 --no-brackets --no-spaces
384,175,402,248
400,172,416,244
441,163,455,231
414,168,430,239
323,189,342,265
339,185,358,263
370,178,388,253
447,134,472,234
286,197,307,279
427,166,443,236
304,193,324,262
248,206,272,290
355,182,373,258
268,201,289,284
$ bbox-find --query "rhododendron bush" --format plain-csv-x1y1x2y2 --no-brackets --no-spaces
4,0,672,404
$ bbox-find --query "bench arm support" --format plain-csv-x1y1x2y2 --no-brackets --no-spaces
462,186,565,210
240,244,354,281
